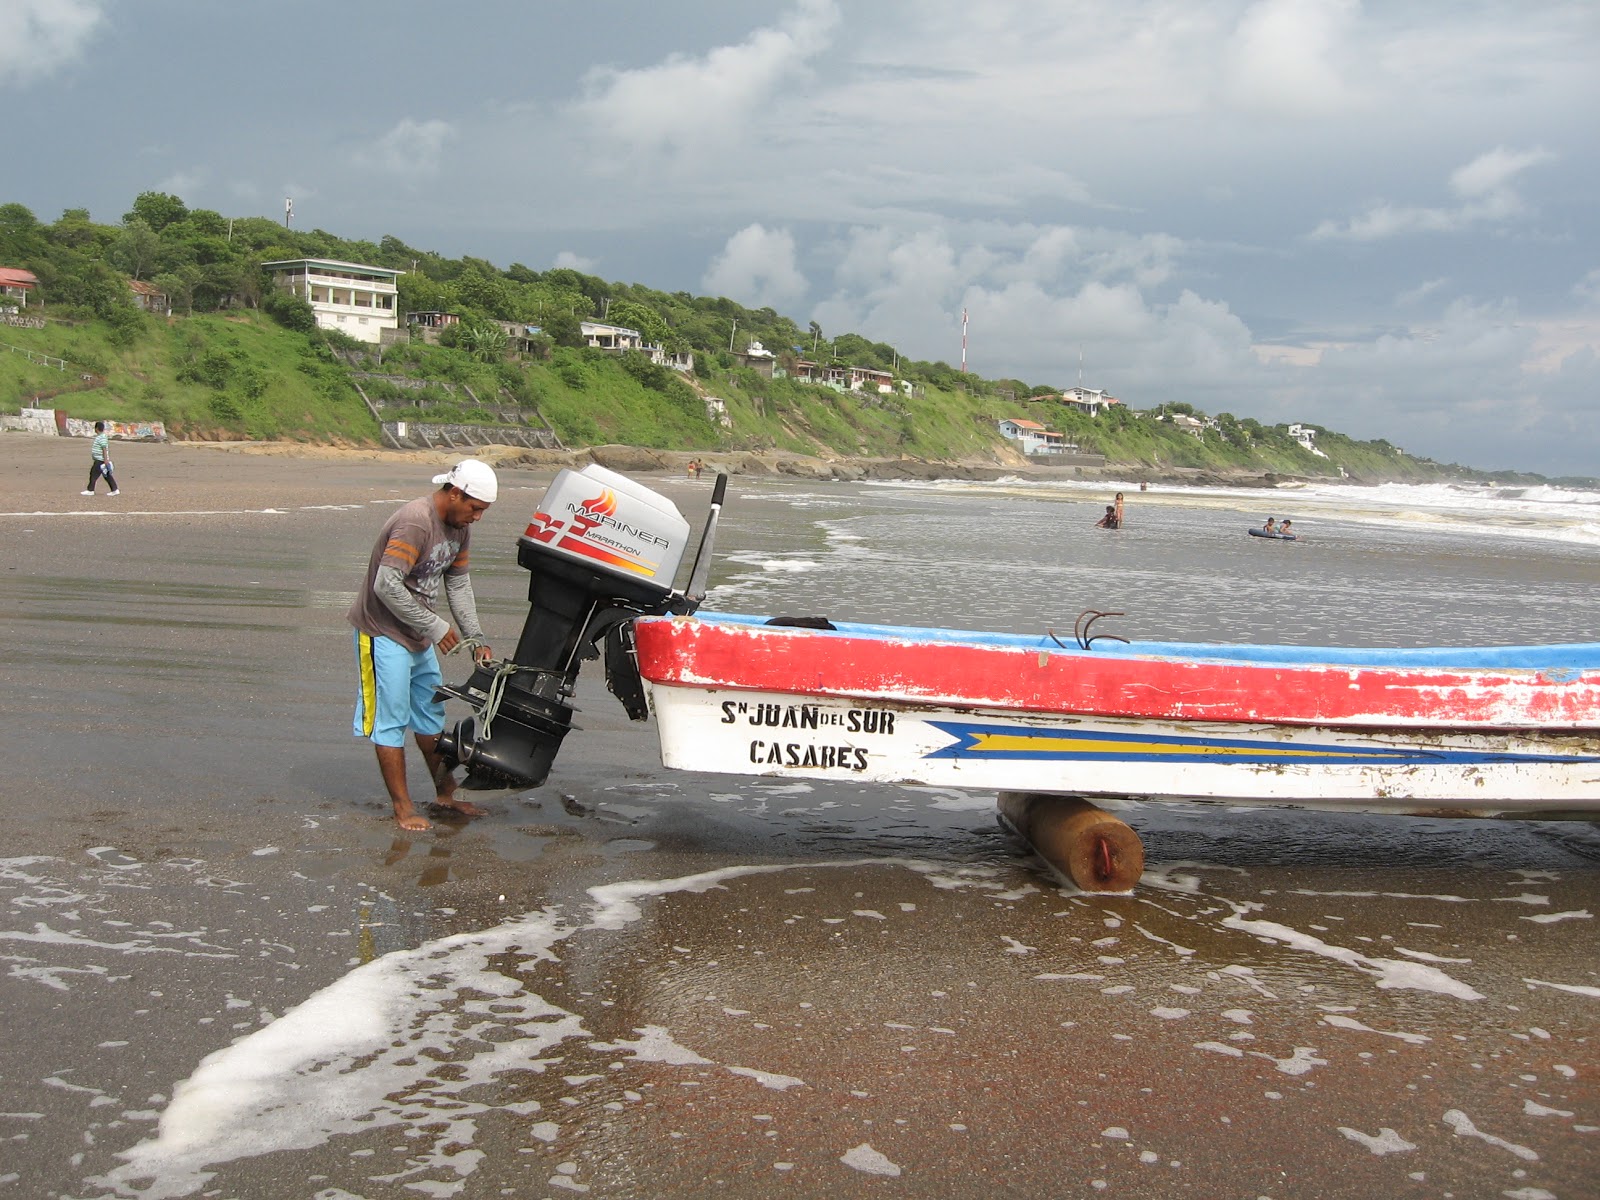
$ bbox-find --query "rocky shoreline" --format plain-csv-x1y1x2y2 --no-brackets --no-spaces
183,438,1323,489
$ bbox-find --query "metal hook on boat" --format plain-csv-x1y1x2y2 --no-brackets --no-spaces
1072,609,1129,651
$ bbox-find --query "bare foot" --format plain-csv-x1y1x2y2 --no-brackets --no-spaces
395,809,432,832
431,794,487,818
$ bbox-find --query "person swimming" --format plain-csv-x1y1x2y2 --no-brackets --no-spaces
1262,517,1277,534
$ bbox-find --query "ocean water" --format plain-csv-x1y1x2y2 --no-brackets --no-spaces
703,476,1600,648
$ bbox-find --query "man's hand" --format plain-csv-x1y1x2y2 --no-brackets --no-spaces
436,628,461,655
473,643,494,665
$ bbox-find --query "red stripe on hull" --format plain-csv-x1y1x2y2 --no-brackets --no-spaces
633,618,1600,731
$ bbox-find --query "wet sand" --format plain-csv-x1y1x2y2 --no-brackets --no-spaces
1,434,1596,1199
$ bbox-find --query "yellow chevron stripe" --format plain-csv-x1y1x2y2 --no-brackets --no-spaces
967,732,1381,760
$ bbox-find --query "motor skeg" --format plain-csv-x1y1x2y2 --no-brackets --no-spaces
435,465,709,788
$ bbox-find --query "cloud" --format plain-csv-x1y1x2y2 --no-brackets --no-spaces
572,0,839,161
0,0,104,87
553,250,596,272
1575,268,1600,308
702,224,809,310
355,118,455,175
1394,277,1449,307
1310,145,1556,241
157,168,210,203
804,222,1249,393
1224,0,1361,115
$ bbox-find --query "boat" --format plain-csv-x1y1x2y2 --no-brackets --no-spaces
1248,526,1296,540
630,610,1600,819
433,466,1600,891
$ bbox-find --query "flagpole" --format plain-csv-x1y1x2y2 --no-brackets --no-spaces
961,308,968,373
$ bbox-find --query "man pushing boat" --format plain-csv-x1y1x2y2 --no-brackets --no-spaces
348,460,497,831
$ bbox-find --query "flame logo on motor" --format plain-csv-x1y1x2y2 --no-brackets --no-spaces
576,489,618,518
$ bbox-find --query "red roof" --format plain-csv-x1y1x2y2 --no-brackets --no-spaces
0,267,39,288
1007,418,1045,430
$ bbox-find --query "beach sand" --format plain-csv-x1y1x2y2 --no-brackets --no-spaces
1,433,1595,1199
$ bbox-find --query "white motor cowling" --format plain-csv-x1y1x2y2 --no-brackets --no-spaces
436,465,723,788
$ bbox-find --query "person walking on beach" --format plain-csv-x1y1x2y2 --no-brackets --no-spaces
348,459,497,832
82,421,119,496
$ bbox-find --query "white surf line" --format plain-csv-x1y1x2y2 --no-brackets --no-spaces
89,856,965,1199
0,502,373,519
1521,909,1592,925
1522,977,1600,998
1221,906,1484,1000
1442,1109,1539,1161
1318,1013,1431,1044
1337,1126,1418,1155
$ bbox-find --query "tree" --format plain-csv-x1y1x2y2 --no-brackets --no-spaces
541,310,584,348
49,208,98,249
455,261,512,318
459,319,509,363
262,284,318,333
123,191,188,233
109,219,161,281
607,299,669,346
153,268,197,316
0,202,46,260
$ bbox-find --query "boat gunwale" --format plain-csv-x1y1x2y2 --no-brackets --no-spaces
632,613,1600,731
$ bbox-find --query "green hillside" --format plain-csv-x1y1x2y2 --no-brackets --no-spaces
0,194,1556,483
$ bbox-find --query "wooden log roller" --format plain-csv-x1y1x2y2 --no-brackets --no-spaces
996,792,1145,892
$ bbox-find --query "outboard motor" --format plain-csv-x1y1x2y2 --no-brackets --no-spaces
435,464,724,788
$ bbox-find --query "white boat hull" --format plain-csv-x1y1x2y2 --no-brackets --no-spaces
646,683,1600,817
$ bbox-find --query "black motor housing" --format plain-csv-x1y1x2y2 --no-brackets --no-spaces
434,465,704,788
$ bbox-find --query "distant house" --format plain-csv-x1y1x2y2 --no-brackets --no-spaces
847,366,895,394
651,345,695,373
1288,423,1327,458
579,320,643,352
1060,387,1120,416
262,258,402,344
1166,413,1206,439
736,339,777,377
0,266,40,308
407,310,459,330
128,278,170,316
998,418,1067,455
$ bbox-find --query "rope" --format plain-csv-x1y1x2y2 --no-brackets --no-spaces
477,661,524,745
442,637,521,742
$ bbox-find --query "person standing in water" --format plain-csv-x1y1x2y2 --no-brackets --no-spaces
1114,492,1125,526
82,421,119,496
348,460,497,832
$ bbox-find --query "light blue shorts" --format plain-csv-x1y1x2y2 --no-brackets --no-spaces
353,630,445,747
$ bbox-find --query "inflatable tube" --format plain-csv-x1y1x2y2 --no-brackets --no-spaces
1248,528,1296,540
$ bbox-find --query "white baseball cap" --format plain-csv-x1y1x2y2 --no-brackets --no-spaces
433,458,498,503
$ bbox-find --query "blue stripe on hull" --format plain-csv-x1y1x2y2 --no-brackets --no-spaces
923,720,1600,767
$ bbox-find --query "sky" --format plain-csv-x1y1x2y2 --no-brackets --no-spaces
4,0,1598,477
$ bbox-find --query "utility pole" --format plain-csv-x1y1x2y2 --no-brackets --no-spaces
728,318,738,353
284,197,293,229
961,308,969,373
